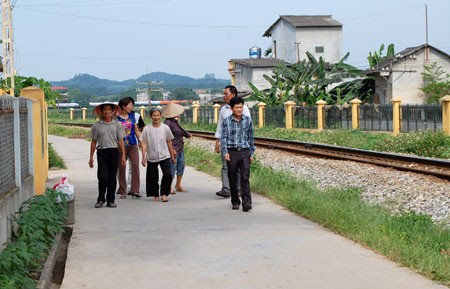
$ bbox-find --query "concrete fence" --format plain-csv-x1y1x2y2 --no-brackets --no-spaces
0,87,48,249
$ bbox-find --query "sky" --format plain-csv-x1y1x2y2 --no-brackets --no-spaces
8,0,450,82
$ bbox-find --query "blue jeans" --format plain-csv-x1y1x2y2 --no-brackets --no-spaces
170,151,185,177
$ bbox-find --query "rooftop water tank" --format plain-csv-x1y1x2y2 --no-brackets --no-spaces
249,45,261,59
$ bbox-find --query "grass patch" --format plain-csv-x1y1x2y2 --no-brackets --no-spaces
184,144,450,286
48,124,90,140
48,143,66,169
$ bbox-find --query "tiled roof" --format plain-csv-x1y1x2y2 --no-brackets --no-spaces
230,58,292,68
264,15,342,37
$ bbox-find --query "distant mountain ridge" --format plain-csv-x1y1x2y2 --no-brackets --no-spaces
51,72,230,96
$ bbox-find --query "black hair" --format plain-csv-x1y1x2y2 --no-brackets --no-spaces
118,97,135,109
225,85,238,97
229,96,244,108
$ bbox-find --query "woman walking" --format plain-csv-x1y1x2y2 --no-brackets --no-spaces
88,102,126,208
140,107,176,202
116,97,142,199
162,102,191,193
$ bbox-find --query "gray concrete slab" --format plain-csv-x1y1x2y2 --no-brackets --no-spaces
47,135,447,289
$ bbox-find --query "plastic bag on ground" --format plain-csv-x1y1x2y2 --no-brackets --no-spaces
53,174,75,202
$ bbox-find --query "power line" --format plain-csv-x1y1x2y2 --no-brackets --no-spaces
16,0,169,8
15,6,265,28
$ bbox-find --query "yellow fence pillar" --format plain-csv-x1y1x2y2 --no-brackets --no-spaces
257,102,267,128
20,86,48,195
192,102,200,124
316,99,326,131
284,101,296,129
441,95,450,135
82,107,87,121
139,106,146,120
213,104,221,124
350,98,362,130
69,108,74,120
392,97,402,136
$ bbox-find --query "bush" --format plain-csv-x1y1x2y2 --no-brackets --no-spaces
0,189,68,288
49,142,66,169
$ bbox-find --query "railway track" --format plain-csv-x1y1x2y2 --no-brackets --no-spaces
53,123,450,181
189,130,450,182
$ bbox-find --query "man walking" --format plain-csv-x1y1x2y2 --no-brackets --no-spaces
220,96,255,211
214,85,251,198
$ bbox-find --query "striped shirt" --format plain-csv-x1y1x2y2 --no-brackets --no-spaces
220,114,255,156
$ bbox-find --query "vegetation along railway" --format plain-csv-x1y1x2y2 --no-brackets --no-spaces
57,122,450,182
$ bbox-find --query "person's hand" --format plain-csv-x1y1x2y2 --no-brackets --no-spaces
250,156,254,164
225,153,230,161
121,156,126,167
215,141,220,153
141,159,147,167
88,159,94,168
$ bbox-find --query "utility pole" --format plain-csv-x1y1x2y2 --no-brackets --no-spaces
1,0,15,95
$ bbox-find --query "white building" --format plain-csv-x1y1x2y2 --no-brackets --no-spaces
263,15,343,64
366,44,450,104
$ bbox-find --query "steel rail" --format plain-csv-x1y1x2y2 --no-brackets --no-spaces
189,130,450,182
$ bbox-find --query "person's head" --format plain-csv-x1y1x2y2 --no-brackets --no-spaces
229,96,244,118
93,102,119,120
223,85,238,104
150,107,162,124
118,97,135,113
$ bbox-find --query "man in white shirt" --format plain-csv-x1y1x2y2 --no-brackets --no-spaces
214,85,251,198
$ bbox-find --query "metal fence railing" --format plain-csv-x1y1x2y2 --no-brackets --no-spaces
294,106,317,129
401,105,442,132
359,104,393,132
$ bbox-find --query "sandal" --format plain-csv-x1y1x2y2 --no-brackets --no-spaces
153,197,160,202
161,195,168,202
175,186,187,192
120,194,126,199
131,192,142,198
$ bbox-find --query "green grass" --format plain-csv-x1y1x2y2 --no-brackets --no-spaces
184,144,450,286
48,143,66,169
48,124,91,140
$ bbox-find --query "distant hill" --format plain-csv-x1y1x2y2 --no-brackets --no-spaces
51,72,230,96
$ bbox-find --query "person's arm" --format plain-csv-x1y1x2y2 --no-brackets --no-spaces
134,123,141,145
220,119,229,161
118,139,126,166
140,141,147,167
248,118,255,163
88,140,97,168
167,140,176,164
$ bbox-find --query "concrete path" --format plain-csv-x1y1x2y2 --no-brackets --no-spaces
48,135,447,289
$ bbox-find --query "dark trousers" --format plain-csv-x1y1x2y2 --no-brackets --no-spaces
97,148,119,204
227,149,252,206
146,158,173,197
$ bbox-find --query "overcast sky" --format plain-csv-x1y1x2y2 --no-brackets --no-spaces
10,0,450,81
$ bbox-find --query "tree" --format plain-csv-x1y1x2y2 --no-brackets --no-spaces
367,43,395,69
249,52,364,106
3,76,60,106
420,62,450,104
169,88,199,100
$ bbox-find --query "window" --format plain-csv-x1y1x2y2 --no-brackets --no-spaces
315,46,324,53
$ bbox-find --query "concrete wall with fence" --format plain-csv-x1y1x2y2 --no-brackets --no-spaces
52,96,450,136
0,87,48,249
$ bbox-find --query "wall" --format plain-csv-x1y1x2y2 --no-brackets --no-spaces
234,64,274,93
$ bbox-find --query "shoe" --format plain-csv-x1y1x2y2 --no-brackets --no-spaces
127,191,133,196
242,204,252,212
120,194,126,199
106,202,117,208
131,192,142,198
94,201,104,208
161,195,168,202
232,204,240,210
215,191,230,198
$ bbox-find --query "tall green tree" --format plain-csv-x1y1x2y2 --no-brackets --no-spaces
169,88,199,100
420,62,450,104
3,75,60,106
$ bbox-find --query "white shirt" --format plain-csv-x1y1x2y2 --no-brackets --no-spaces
214,104,251,139
140,123,174,162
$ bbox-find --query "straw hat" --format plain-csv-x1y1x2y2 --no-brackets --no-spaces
92,101,119,117
162,102,185,118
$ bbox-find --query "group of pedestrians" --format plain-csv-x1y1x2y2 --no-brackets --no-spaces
88,85,255,212
88,98,190,208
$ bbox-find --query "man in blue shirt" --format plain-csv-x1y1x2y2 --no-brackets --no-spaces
220,96,255,212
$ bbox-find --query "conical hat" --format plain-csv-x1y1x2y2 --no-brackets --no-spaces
92,101,119,117
162,102,185,118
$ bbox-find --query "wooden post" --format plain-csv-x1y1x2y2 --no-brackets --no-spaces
192,102,200,124
284,101,296,129
316,99,326,131
69,108,74,120
257,102,267,128
441,95,450,135
350,98,362,130
392,97,402,136
82,107,87,122
213,104,221,124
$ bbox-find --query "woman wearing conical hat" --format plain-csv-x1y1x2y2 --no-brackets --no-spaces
162,102,192,194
